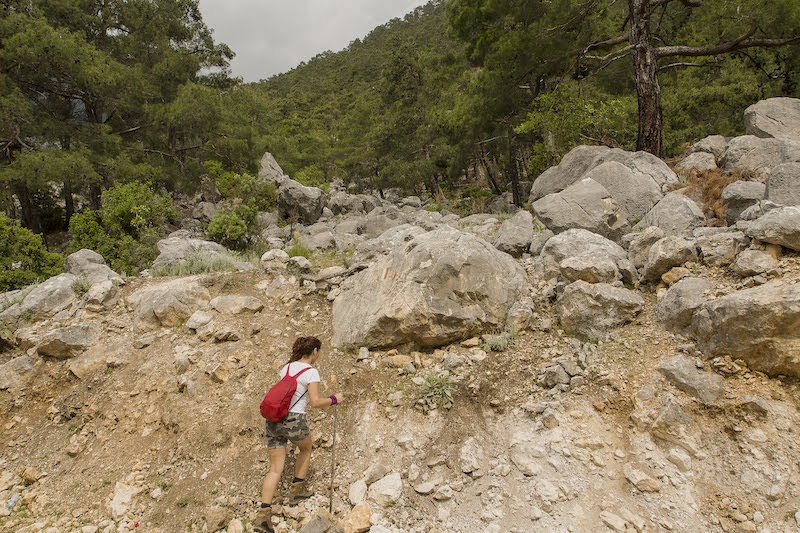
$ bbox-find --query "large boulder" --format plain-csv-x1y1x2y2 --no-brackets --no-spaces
151,232,231,270
64,249,123,285
744,97,800,140
656,277,712,333
633,192,705,236
626,226,666,269
532,178,628,241
350,224,427,265
529,146,677,202
258,152,289,186
689,135,728,160
363,206,411,239
674,152,718,175
642,236,698,282
720,181,765,225
538,228,637,285
36,323,101,359
529,145,612,200
658,355,723,405
554,281,644,340
745,206,800,251
730,249,778,277
0,273,78,325
127,277,211,330
691,281,800,377
581,161,663,221
332,227,527,349
765,162,800,206
493,210,536,257
277,178,325,224
720,135,800,179
695,231,749,267
0,356,36,391
328,192,382,215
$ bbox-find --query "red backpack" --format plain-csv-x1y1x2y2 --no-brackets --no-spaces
260,366,312,422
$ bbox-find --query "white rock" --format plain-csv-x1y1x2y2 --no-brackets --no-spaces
349,479,368,505
109,482,141,519
459,437,485,474
367,472,402,506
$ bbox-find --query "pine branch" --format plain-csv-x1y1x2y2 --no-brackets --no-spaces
656,29,800,58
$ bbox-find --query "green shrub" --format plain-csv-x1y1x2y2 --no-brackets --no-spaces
207,212,248,249
67,182,174,275
0,215,63,292
295,165,329,192
417,371,456,412
481,327,517,352
71,277,92,296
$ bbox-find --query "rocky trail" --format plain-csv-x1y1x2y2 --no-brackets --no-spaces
1,97,800,533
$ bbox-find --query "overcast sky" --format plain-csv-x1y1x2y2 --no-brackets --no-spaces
198,0,429,82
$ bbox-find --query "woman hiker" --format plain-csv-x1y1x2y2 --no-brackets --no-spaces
255,336,343,533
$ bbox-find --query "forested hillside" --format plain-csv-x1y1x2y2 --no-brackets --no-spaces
1,0,799,288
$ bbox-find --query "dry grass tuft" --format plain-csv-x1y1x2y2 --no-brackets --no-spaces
683,168,744,223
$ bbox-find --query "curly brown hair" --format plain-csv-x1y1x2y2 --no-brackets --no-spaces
289,336,321,362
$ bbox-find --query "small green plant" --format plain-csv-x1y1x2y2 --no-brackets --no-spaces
207,212,248,249
286,233,312,259
177,497,189,508
71,277,92,296
417,370,456,412
482,327,518,352
68,422,79,433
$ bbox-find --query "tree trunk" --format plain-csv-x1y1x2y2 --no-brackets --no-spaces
629,0,663,156
507,135,522,207
63,179,75,228
13,181,42,234
478,145,502,194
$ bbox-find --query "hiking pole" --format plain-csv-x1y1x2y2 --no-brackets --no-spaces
328,404,338,514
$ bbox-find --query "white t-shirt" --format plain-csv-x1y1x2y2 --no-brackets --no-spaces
279,362,321,414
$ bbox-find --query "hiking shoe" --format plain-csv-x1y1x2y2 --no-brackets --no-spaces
254,506,273,532
287,480,313,504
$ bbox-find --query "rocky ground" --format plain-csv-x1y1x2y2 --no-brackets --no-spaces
1,252,799,533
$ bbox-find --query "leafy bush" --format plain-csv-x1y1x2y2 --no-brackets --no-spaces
0,214,63,292
416,371,456,412
207,212,248,249
67,182,175,275
295,165,329,192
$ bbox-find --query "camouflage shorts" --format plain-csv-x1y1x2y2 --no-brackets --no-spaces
265,413,310,448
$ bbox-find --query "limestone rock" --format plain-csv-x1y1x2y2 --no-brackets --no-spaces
658,355,723,405
555,281,644,340
109,482,141,519
258,152,290,186
151,233,231,270
744,97,800,140
328,192,381,215
64,249,123,285
626,226,666,269
460,437,485,474
37,323,101,359
83,280,119,312
538,228,636,285
765,162,800,206
689,134,729,159
209,295,264,314
731,249,778,277
695,231,749,266
493,210,535,257
343,502,372,533
128,277,211,330
623,464,662,492
692,280,800,377
529,145,613,200
643,236,698,282
350,224,427,265
675,152,718,174
332,227,527,349
532,178,628,241
0,273,78,325
633,192,705,236
720,135,800,179
367,472,403,506
205,506,231,533
656,277,711,333
720,181,766,225
582,161,663,220
349,480,368,505
0,355,36,391
745,206,800,251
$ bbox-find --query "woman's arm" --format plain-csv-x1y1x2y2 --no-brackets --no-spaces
307,382,343,408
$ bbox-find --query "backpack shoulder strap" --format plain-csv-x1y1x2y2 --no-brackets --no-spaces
291,366,312,379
